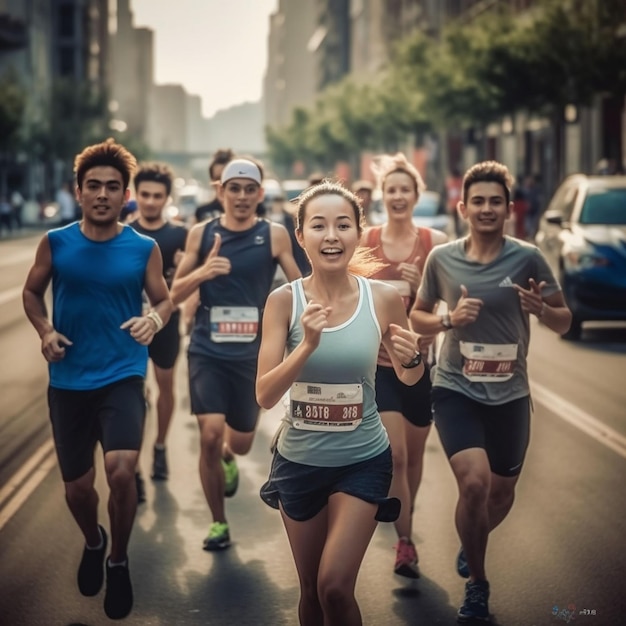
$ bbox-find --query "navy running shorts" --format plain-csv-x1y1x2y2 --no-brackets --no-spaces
148,309,181,370
260,446,400,523
188,353,259,433
431,387,531,477
47,376,146,482
375,364,433,427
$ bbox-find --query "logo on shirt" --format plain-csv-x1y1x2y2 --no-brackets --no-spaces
498,276,514,287
254,235,265,245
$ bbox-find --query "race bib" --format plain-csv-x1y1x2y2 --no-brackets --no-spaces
290,382,364,432
459,341,518,382
210,306,259,343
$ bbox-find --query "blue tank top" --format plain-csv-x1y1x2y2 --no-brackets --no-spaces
277,275,390,467
48,222,155,390
190,218,277,360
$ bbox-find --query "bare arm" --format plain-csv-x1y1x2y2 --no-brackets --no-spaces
170,224,231,305
372,281,424,386
22,235,72,362
120,245,173,346
271,222,302,283
256,286,329,409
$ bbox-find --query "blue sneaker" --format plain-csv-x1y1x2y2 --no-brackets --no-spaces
456,546,470,578
457,579,490,622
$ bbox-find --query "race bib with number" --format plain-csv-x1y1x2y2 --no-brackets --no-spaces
459,341,518,382
290,382,364,432
210,306,259,343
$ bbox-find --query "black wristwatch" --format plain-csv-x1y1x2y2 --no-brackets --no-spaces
441,313,453,330
401,351,422,369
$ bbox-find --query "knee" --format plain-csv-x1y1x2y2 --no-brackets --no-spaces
199,427,223,456
104,458,135,493
390,445,408,473
318,573,351,612
490,484,515,509
65,478,95,506
459,475,490,507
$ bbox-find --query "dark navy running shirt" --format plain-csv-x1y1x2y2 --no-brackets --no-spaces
47,222,155,390
190,217,277,360
130,221,188,287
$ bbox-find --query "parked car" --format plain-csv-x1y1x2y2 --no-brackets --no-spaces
535,174,626,340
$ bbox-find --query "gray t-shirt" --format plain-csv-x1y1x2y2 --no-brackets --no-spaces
418,237,561,405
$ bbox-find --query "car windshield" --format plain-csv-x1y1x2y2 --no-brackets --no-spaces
580,188,626,225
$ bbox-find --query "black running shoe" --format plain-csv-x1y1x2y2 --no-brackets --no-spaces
135,471,146,504
457,579,490,623
77,525,108,596
104,558,133,620
151,446,168,480
456,546,470,578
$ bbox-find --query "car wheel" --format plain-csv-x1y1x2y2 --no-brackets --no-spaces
560,316,582,341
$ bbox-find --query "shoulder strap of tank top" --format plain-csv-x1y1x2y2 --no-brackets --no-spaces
417,227,433,256
289,278,304,331
356,275,382,342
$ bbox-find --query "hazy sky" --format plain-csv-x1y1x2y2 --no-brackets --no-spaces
131,0,278,118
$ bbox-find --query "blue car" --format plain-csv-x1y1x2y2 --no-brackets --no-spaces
535,174,626,340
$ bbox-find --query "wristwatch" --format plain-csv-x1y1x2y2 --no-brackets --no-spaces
440,312,453,330
401,351,423,369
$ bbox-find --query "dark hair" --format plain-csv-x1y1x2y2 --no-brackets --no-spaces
208,148,235,181
74,138,137,190
462,161,514,205
296,180,364,233
295,180,386,277
133,162,174,196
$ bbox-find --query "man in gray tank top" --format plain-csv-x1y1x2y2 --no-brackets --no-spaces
411,161,572,623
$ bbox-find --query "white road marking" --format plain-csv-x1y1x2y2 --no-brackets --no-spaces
0,286,23,307
531,381,626,460
0,439,56,531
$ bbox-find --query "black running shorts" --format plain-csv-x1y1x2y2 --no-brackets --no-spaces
375,364,433,427
148,309,181,370
431,387,530,477
48,376,146,482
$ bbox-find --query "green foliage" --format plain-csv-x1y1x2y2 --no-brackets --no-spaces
0,68,26,151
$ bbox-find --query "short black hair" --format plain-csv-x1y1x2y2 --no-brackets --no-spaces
134,162,174,196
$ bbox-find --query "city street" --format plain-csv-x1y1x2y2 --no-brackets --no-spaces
1,235,625,625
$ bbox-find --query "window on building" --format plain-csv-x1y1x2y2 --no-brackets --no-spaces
58,3,75,39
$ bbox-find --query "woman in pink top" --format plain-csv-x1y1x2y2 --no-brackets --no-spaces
362,152,448,578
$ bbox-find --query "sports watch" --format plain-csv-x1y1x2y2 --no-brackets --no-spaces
401,351,423,369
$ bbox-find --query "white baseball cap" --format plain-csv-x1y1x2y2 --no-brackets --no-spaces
220,159,262,185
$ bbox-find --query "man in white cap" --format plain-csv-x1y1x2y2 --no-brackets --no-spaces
171,157,301,550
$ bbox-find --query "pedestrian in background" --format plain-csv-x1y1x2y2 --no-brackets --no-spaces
22,138,173,620
130,163,188,497
362,152,447,579
0,195,12,236
171,158,300,551
257,181,424,626
57,181,78,226
445,167,464,238
352,179,376,225
411,160,571,622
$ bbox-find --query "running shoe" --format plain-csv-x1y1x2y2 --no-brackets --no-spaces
456,546,470,578
104,558,133,620
394,537,420,579
151,446,168,480
77,525,108,596
457,579,490,623
203,522,231,551
221,457,239,498
135,471,146,504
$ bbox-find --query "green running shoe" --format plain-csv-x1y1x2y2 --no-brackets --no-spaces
221,457,239,497
203,522,231,551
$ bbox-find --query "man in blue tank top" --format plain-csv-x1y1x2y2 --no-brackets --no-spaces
22,139,173,621
171,158,301,550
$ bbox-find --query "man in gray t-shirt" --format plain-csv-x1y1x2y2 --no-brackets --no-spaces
411,161,572,623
